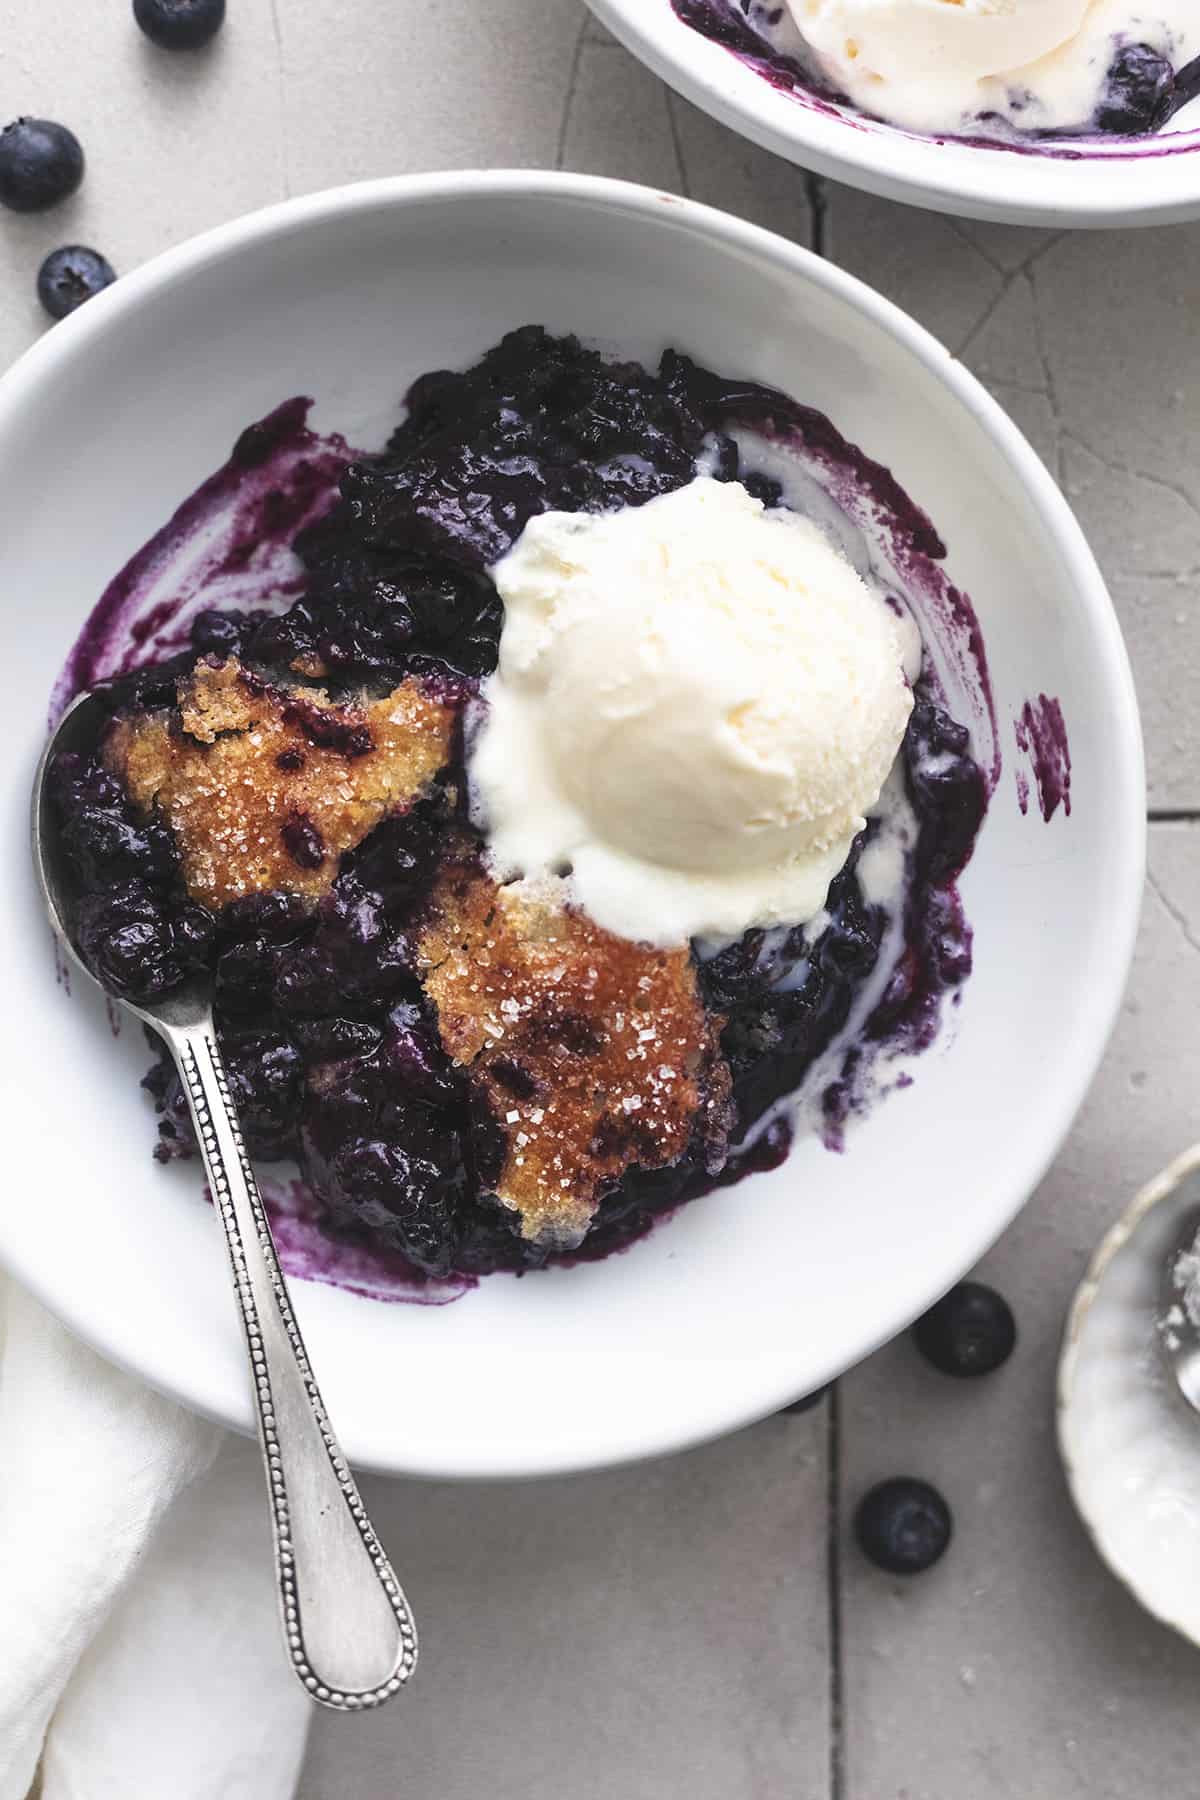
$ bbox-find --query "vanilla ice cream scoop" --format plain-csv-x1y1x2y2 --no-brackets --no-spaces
789,0,1105,134
469,478,914,946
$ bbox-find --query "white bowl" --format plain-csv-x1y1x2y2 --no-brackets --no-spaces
587,0,1200,228
0,171,1143,1479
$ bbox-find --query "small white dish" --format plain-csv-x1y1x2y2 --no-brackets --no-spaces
587,0,1200,228
1059,1145,1200,1647
0,171,1143,1479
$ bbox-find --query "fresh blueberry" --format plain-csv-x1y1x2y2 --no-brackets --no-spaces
133,0,226,50
854,1478,952,1576
914,1281,1016,1378
1097,44,1175,135
0,118,84,213
37,246,116,321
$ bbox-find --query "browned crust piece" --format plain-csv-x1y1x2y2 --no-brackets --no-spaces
417,853,733,1246
106,657,455,909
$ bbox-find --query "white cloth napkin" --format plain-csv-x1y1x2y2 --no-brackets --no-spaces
0,1275,311,1800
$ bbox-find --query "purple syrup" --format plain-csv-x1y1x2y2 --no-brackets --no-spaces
670,0,828,100
259,1176,474,1304
708,1114,794,1187
52,398,355,721
1015,694,1072,822
669,0,1200,159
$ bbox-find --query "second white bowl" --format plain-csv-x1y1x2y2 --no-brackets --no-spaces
588,0,1200,228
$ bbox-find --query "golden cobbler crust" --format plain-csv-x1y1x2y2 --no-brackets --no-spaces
106,657,454,908
417,851,732,1244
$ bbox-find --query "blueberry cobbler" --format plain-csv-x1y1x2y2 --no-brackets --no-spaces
671,1,1200,141
48,328,989,1283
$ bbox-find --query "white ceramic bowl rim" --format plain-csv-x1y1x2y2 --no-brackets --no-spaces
0,171,1145,1477
586,0,1200,227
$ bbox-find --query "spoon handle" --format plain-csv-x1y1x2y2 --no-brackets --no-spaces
164,1016,418,1711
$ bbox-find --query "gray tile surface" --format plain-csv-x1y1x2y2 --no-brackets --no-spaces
840,823,1200,1800
298,1421,830,1800
4,5,1199,1796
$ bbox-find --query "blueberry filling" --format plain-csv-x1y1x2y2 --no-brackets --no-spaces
51,328,987,1281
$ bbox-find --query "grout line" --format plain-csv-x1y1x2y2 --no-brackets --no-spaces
1150,810,1200,824
805,172,830,258
556,14,589,171
664,90,692,199
826,1383,846,1800
808,164,844,1800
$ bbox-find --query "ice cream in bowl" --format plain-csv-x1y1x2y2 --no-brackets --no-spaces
588,0,1200,224
473,477,915,946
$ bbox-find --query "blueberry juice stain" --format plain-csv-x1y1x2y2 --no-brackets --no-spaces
49,328,1018,1295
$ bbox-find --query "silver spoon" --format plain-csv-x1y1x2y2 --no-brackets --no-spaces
33,690,418,1713
1159,1203,1200,1414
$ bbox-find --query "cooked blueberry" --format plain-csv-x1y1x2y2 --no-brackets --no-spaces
143,1052,194,1160
176,901,215,960
224,1033,302,1159
291,1017,383,1063
276,748,306,772
340,810,439,912
904,700,987,883
376,1004,461,1106
281,692,373,756
281,812,325,871
37,246,116,321
218,890,311,944
0,118,84,212
133,0,226,50
742,471,783,508
316,1135,458,1276
273,945,342,1018
59,799,175,886
75,880,209,1002
489,1056,540,1101
215,937,278,1016
1097,44,1175,135
855,1478,952,1575
191,606,251,658
914,1281,1016,1378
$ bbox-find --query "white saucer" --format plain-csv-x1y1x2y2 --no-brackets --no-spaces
1058,1144,1200,1647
